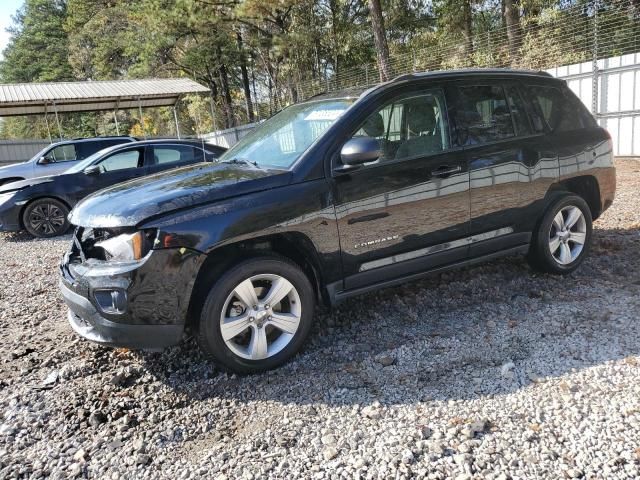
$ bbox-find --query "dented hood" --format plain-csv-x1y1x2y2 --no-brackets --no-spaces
69,162,291,228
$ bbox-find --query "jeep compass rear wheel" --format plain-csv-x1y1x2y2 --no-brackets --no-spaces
196,256,314,374
528,194,592,274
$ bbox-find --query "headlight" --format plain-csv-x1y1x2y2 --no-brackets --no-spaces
95,231,152,262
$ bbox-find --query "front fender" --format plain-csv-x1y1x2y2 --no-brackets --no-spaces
141,180,342,285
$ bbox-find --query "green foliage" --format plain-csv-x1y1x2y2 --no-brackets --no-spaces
0,0,73,82
0,0,637,139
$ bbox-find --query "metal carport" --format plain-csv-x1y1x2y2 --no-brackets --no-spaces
0,78,210,140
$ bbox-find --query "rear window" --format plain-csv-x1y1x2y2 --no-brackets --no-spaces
456,85,515,145
76,142,103,160
150,145,203,165
527,84,595,132
504,85,532,136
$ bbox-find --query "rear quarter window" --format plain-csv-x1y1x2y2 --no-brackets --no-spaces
526,84,595,132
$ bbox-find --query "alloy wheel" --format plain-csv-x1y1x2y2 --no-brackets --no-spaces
548,205,587,265
219,274,302,360
28,203,66,236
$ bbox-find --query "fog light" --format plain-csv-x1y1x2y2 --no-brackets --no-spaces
94,289,127,314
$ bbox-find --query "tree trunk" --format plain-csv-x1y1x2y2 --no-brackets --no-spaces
503,0,522,62
208,76,219,132
268,74,273,117
218,63,235,129
330,0,340,81
368,0,392,81
251,61,259,120
236,32,254,123
461,0,474,59
290,78,298,103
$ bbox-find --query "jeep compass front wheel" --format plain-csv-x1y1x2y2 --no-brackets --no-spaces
196,256,315,374
528,194,593,274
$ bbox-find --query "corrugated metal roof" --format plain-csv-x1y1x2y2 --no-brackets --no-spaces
0,78,210,116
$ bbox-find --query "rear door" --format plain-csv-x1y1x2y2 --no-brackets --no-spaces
331,85,471,291
145,144,205,175
524,82,604,181
452,81,558,256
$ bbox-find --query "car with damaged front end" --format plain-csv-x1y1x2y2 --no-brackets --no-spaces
60,69,615,374
59,160,294,352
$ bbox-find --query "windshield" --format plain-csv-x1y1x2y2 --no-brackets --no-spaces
219,99,355,168
64,144,122,173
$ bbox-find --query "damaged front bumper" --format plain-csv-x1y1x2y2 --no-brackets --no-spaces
59,228,205,349
60,278,183,349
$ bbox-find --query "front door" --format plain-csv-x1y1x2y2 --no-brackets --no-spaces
36,143,80,177
69,146,146,204
331,87,471,291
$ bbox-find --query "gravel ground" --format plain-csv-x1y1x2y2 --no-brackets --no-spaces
1,159,640,480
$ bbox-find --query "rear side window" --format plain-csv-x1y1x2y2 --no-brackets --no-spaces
527,85,588,132
76,142,101,160
504,85,532,136
150,145,203,165
456,85,515,145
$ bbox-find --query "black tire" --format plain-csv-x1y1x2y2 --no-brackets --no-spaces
22,198,70,238
527,194,593,275
196,255,315,374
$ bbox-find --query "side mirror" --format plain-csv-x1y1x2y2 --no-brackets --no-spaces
337,137,381,172
38,156,54,165
83,165,101,175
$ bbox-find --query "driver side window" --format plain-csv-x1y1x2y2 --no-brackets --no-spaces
97,149,143,172
351,90,450,163
48,144,77,162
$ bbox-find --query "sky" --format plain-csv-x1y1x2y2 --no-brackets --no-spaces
0,0,24,57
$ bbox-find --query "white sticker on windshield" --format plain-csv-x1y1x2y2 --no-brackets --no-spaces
304,109,346,121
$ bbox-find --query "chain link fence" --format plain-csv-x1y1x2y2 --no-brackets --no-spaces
283,0,639,105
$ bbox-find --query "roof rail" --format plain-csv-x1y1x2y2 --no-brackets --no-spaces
390,68,554,83
69,135,134,141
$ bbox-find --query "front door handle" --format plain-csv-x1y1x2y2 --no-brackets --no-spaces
431,165,462,177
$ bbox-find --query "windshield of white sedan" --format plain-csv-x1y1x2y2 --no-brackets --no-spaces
219,99,354,168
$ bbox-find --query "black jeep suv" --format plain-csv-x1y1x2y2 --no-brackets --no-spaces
59,69,616,374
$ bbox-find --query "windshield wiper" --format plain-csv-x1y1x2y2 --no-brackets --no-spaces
224,157,261,168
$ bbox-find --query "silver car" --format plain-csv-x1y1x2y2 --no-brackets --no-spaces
0,137,135,186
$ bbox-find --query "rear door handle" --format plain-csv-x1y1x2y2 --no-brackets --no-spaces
431,165,462,177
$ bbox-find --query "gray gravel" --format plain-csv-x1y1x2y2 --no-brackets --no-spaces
1,159,640,479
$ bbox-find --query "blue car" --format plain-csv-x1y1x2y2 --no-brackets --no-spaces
0,139,226,237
